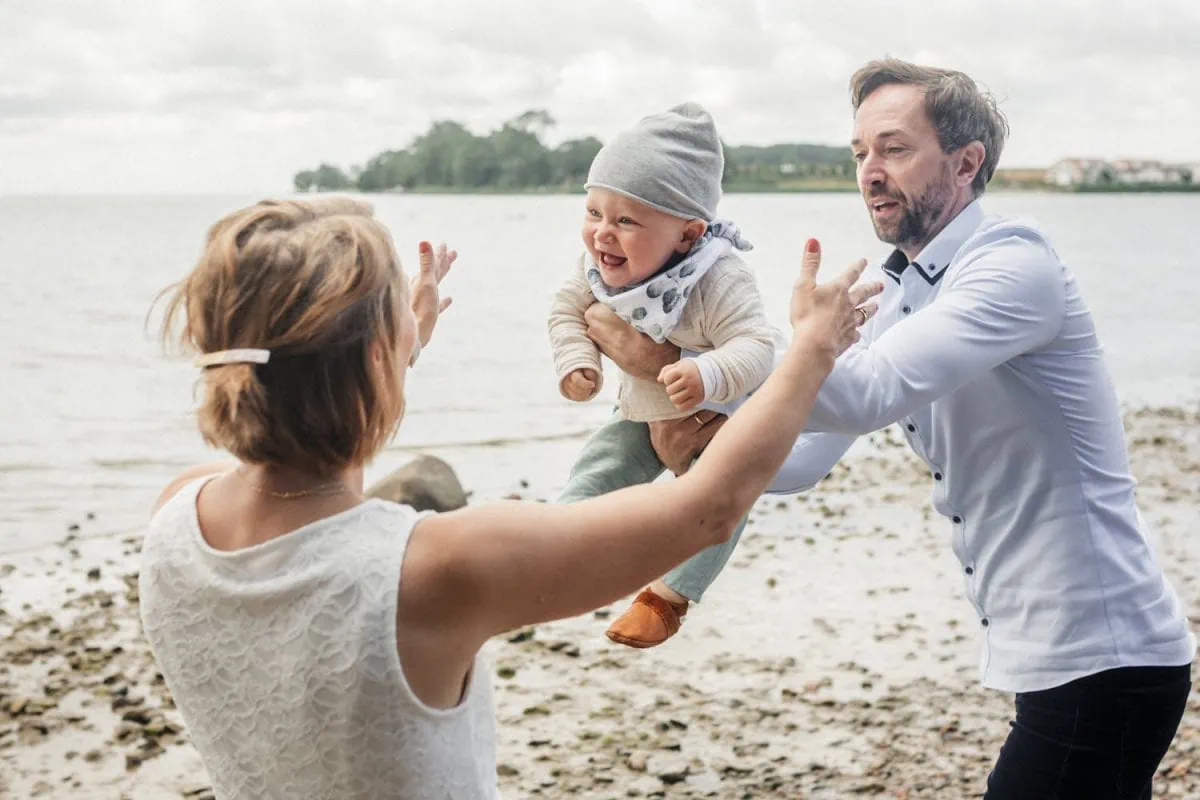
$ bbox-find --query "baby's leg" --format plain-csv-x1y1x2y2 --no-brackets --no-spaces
659,512,748,603
558,412,665,504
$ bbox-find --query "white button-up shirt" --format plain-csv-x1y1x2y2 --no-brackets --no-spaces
742,200,1194,693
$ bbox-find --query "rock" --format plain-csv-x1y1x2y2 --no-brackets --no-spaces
87,567,101,580
364,455,468,512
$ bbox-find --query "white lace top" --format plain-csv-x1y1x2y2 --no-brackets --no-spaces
139,478,500,799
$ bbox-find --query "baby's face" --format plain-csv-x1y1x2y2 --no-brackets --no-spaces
581,188,693,289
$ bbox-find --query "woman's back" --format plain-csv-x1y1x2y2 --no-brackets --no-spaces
139,477,499,800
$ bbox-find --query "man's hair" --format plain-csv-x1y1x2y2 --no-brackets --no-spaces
156,197,408,474
850,58,1009,195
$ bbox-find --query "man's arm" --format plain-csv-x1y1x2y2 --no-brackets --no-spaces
764,431,856,494
585,302,679,382
648,412,855,493
804,229,1067,434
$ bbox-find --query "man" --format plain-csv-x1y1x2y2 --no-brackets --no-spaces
584,58,1195,799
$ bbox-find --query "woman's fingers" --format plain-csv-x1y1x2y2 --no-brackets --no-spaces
418,241,434,277
848,280,885,307
798,238,822,287
855,302,879,325
832,257,871,289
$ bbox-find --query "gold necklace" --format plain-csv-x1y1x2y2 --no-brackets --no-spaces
235,467,351,499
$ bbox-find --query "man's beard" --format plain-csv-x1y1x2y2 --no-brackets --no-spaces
869,163,953,249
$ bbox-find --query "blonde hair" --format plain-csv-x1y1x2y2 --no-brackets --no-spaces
157,197,408,474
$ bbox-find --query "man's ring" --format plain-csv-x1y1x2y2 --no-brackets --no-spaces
693,414,705,429
856,307,869,326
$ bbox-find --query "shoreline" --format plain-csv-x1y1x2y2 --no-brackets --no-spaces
2,408,1198,797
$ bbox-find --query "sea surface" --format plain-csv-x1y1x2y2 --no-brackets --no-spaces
2,191,1198,553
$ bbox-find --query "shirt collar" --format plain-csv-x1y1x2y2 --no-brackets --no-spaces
881,199,985,285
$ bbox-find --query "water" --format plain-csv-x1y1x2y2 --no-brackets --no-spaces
2,192,1198,553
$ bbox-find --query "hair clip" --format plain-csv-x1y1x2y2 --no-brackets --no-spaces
193,349,271,368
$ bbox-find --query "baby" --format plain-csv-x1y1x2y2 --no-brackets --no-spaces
549,103,778,648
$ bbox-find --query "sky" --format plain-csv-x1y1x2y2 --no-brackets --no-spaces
2,0,1197,194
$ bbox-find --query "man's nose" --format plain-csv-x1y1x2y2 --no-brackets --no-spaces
860,152,886,185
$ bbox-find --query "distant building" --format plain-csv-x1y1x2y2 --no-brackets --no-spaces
1046,157,1194,187
1046,158,1109,187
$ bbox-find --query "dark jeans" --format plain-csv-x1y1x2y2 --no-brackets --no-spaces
985,664,1192,799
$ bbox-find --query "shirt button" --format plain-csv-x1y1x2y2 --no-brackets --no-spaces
933,472,943,481
965,566,974,575
902,305,912,314
906,423,916,432
953,515,962,523
981,617,989,627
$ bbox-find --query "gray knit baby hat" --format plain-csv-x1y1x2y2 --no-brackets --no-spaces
584,102,724,221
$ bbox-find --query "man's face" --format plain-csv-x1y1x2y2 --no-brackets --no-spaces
851,84,957,252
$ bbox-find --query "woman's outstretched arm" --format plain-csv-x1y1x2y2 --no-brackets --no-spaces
400,244,881,652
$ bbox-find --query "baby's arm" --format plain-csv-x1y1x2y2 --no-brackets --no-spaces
548,258,604,401
687,266,777,405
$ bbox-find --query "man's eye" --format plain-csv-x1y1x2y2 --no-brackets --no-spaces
852,152,866,162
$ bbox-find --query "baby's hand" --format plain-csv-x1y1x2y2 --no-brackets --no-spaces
563,368,599,401
658,359,704,411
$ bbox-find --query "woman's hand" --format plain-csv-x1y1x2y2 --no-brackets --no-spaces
410,241,456,347
789,238,882,357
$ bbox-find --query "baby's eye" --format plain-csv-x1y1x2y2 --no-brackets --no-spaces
618,216,637,225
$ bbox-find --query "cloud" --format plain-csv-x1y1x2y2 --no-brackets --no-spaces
1,0,1197,193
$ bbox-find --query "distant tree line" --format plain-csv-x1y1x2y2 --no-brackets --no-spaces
294,110,855,193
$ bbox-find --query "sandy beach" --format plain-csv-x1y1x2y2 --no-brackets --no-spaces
2,408,1198,799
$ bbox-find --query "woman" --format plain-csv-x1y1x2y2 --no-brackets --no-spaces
140,196,879,799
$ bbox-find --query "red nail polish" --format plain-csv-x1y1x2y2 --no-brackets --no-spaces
806,238,820,253
419,241,432,254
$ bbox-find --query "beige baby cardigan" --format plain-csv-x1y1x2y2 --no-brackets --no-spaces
548,252,776,422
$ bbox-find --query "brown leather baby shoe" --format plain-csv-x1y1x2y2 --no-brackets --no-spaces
605,589,689,649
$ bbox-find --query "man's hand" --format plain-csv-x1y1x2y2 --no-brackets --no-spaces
658,359,704,411
411,241,456,347
648,410,726,476
562,368,599,402
584,303,680,381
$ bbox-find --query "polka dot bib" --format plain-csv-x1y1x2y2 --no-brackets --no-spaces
586,220,752,343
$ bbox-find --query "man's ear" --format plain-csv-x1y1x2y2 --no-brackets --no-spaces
677,220,708,252
956,141,986,189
